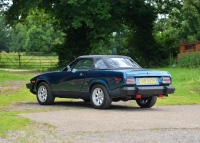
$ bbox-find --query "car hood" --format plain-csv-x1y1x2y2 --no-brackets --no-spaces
30,71,60,80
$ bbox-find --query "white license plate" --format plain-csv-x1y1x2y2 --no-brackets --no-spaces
139,78,157,84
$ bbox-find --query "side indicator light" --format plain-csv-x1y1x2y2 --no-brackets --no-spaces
114,77,122,82
136,94,141,99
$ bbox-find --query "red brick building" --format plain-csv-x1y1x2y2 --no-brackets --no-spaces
178,42,200,58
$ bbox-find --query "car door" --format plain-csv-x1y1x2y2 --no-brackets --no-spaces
58,58,93,98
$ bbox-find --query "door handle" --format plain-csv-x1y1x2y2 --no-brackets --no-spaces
80,73,84,76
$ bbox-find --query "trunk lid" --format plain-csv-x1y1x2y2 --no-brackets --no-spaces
124,69,171,77
121,69,172,85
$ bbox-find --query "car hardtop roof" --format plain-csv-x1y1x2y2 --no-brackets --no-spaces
78,55,130,59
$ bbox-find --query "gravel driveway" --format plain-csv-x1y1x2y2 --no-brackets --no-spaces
3,101,200,143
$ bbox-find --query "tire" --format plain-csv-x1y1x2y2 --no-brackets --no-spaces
90,84,112,109
36,82,55,105
136,96,157,108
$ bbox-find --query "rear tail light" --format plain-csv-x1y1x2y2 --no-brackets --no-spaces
126,78,135,84
162,77,171,84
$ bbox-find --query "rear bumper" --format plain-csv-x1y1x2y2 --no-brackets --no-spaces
120,86,175,96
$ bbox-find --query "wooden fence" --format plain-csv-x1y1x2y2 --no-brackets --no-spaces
0,51,58,69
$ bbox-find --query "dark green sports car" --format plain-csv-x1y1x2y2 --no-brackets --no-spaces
26,55,175,109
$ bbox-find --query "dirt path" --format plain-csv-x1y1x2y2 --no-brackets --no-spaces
4,101,200,143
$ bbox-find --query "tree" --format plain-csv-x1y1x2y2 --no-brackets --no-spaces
0,15,9,51
25,9,65,52
153,0,200,66
2,0,182,67
9,23,27,52
26,25,65,52
180,0,200,42
153,14,182,63
8,8,65,53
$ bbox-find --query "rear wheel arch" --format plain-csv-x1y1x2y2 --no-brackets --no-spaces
89,81,110,93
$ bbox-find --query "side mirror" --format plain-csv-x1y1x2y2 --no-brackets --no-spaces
67,65,71,71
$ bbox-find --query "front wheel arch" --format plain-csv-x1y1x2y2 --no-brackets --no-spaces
35,79,50,90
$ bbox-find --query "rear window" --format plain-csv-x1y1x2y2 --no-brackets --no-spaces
107,58,140,68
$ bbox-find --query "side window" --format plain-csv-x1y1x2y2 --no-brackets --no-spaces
95,59,108,69
72,59,93,72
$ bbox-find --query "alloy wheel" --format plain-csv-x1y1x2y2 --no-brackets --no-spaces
38,85,47,102
92,88,104,106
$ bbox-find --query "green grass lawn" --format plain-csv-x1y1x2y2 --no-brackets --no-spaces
156,67,200,105
0,68,200,138
0,71,35,137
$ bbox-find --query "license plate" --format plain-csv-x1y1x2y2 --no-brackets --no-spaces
139,78,157,84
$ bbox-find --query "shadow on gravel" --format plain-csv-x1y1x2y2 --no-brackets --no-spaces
53,101,93,108
54,100,160,111
16,100,161,112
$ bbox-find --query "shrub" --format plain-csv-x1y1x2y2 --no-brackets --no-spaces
177,51,200,68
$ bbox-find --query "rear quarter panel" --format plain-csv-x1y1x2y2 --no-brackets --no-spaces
82,70,124,97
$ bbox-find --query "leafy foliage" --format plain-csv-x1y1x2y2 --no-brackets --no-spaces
180,0,200,42
178,51,200,68
9,23,28,52
153,0,200,67
1,0,182,67
8,8,65,53
0,15,9,51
